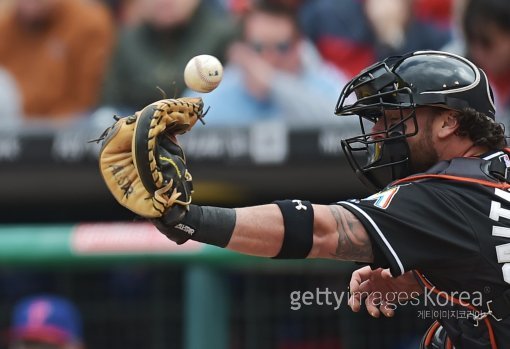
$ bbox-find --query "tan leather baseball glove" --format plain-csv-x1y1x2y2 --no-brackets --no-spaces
98,98,204,218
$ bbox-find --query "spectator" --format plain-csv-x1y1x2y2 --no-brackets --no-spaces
461,0,510,129
413,0,453,29
186,3,351,127
100,0,237,114
364,0,450,59
0,0,115,121
101,0,145,27
298,0,372,78
299,0,451,78
8,295,84,349
440,0,468,56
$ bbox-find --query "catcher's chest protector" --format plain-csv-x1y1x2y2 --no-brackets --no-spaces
392,150,510,189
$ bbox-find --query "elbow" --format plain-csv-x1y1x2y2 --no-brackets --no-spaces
307,204,338,259
308,232,334,259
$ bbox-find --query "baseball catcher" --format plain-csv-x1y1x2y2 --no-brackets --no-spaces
99,51,510,349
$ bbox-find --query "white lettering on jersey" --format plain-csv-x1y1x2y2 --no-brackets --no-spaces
489,188,510,283
503,264,510,284
495,244,510,263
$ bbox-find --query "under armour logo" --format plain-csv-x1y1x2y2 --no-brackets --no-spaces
292,199,307,210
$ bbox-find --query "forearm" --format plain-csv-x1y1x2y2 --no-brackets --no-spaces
227,205,284,257
228,204,334,258
156,202,317,257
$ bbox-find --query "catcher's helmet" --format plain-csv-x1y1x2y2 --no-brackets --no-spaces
335,50,496,190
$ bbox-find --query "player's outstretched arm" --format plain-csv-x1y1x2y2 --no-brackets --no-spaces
97,97,372,262
156,202,374,262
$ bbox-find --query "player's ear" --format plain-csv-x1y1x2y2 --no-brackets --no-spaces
437,111,459,139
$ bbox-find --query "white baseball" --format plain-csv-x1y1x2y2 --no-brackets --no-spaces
184,55,223,93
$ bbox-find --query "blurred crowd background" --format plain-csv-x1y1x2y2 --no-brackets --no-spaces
0,0,509,348
1,0,509,129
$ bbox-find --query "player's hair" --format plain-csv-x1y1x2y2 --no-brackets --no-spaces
454,107,507,150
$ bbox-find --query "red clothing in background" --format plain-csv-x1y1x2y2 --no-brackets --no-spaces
0,0,115,118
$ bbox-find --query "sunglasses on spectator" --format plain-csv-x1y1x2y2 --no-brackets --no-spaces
249,40,293,54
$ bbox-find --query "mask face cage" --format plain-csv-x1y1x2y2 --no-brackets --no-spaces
335,50,496,191
335,57,419,190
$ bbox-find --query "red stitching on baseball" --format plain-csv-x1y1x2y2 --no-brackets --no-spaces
194,57,220,87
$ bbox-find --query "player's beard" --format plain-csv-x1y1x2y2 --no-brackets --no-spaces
407,117,439,174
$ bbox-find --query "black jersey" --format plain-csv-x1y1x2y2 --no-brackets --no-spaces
338,152,510,348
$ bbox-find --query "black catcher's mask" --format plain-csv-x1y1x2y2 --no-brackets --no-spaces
335,50,496,191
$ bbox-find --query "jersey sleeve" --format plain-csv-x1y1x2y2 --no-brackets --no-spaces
337,181,481,276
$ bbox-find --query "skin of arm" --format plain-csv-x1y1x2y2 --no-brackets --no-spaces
226,203,374,263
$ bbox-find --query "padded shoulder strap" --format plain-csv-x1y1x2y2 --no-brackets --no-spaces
391,150,510,189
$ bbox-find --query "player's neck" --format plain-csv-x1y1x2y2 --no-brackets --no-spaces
438,137,489,160
460,144,490,158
